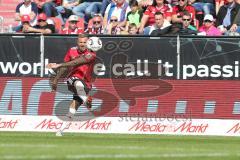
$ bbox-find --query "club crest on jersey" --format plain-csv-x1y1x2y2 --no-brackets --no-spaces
85,53,93,59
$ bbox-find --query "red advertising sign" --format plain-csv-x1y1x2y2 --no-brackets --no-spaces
1,77,240,119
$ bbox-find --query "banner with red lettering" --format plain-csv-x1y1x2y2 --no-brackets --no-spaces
1,115,240,136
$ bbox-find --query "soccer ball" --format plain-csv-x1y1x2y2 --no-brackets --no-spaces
86,36,102,52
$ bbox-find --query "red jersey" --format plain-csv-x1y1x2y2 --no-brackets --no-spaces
61,27,84,34
64,47,96,89
144,5,172,26
172,5,196,20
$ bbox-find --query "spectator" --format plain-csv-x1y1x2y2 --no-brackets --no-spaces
143,11,171,35
55,0,80,23
61,15,84,34
126,0,143,27
103,0,131,29
139,0,172,33
23,13,55,33
14,0,38,31
105,15,122,34
216,0,240,35
190,0,215,16
128,23,138,34
172,11,198,34
86,14,104,34
72,0,102,23
199,14,222,35
171,0,196,24
19,15,33,33
34,0,58,17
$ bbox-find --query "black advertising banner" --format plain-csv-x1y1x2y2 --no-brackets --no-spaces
1,35,240,80
0,35,40,76
180,37,240,80
44,36,178,79
44,36,76,64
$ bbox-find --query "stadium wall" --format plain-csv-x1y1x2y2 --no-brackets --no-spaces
1,35,240,136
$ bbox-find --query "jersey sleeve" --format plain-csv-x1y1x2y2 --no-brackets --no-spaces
64,49,71,62
16,3,22,13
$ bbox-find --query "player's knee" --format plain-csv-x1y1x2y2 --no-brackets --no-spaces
74,81,85,91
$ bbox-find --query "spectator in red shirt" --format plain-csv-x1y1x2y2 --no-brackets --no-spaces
139,0,172,33
46,34,96,136
61,15,84,34
171,0,196,24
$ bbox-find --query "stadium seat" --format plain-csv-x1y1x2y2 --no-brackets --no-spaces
49,17,62,33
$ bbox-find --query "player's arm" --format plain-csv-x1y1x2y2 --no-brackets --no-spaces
51,67,68,91
47,54,95,69
59,55,89,67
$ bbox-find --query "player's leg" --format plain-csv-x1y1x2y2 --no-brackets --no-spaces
56,79,89,136
74,80,92,109
56,99,81,136
66,98,81,119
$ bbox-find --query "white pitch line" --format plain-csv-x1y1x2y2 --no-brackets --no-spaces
0,144,56,148
0,143,216,152
77,145,146,150
66,153,240,159
0,143,145,150
1,155,56,160
0,143,223,152
2,153,239,160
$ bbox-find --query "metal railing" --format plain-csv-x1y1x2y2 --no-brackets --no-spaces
0,16,3,33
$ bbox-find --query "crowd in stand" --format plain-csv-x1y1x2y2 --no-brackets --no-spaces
13,0,240,35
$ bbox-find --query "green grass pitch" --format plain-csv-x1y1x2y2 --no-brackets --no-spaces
0,132,240,160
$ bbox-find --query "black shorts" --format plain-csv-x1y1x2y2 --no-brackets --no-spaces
67,77,90,103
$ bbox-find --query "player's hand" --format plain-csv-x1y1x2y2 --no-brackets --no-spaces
46,63,61,69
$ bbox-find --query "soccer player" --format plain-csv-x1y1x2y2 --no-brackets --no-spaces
46,34,96,136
